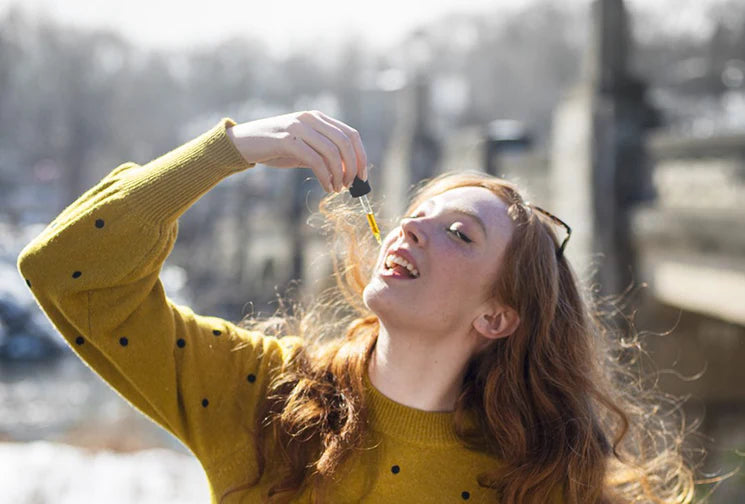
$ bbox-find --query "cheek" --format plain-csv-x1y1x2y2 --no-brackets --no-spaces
431,251,474,287
440,263,473,289
434,253,492,298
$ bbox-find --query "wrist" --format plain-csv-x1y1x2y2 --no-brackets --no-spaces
225,124,256,165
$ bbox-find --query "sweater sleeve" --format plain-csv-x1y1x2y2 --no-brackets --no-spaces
16,117,297,467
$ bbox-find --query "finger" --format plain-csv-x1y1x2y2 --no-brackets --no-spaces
303,112,359,187
314,112,369,181
296,124,344,192
289,137,334,192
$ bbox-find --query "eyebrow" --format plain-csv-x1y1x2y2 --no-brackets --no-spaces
421,200,488,238
452,208,488,237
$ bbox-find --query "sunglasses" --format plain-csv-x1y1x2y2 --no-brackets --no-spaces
526,204,572,258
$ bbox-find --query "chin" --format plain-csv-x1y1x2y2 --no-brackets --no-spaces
362,282,379,314
364,283,396,321
363,283,418,328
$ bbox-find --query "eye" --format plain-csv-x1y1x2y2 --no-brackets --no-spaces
405,213,473,243
448,226,472,243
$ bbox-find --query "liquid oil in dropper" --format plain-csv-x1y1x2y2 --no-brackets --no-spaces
358,193,381,244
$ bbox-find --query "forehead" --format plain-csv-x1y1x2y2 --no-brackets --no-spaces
419,186,514,240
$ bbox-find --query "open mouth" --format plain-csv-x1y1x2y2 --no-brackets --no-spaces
383,254,420,279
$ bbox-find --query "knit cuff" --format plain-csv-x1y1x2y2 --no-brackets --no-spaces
120,117,256,225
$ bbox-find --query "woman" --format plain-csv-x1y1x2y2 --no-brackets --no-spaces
18,110,695,503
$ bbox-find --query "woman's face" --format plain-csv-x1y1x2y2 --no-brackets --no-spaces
363,186,516,337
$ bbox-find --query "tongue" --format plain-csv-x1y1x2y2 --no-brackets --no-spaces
392,264,414,278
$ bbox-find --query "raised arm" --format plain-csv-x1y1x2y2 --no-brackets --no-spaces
16,111,367,472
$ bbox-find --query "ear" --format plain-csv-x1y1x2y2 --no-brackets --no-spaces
472,304,520,341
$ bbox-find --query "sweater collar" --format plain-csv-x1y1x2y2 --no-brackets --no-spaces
363,370,465,446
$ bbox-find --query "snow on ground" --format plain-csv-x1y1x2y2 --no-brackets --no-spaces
0,441,211,504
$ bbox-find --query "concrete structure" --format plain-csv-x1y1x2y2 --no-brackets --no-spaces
551,2,744,498
550,0,658,293
631,131,745,502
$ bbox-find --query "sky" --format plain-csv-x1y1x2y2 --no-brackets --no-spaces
0,0,535,57
0,0,724,58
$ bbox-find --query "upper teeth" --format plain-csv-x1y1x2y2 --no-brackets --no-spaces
385,254,419,278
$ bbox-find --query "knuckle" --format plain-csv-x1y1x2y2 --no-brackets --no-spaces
286,120,303,133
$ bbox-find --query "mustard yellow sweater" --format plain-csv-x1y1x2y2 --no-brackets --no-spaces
17,118,561,503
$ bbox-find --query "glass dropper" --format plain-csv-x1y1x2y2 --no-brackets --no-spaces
349,175,382,244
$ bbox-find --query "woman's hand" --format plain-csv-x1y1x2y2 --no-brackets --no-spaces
226,110,368,193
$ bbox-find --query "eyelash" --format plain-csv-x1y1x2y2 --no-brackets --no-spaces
449,228,472,243
405,214,472,243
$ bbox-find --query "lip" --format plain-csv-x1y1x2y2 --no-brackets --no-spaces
381,247,420,279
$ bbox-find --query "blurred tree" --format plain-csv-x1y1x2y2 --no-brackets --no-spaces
3,0,743,316
423,2,582,144
333,36,366,126
184,36,269,112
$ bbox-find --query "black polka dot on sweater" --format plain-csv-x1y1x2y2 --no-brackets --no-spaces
247,374,256,383
202,398,209,407
95,219,105,228
177,338,186,348
119,337,128,347
212,329,222,336
391,465,400,474
75,336,84,345
72,271,82,279
25,278,31,288
461,491,470,500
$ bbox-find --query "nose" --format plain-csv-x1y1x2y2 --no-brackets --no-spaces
400,217,427,246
